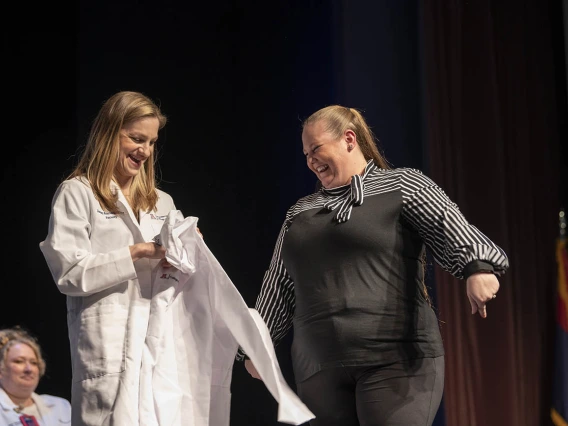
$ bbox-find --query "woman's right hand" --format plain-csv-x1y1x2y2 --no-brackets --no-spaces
130,242,166,262
130,242,175,268
245,359,262,380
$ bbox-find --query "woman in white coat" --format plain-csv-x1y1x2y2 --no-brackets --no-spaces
0,327,71,425
40,91,177,425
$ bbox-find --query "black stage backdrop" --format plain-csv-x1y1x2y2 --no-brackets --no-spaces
3,1,565,425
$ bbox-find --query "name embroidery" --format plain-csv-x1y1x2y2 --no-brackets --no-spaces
160,273,179,282
96,209,124,219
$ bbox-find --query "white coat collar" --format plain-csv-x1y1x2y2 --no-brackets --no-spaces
0,387,60,420
0,387,46,414
0,386,16,413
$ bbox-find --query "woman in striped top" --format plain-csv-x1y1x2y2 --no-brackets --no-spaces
239,105,509,426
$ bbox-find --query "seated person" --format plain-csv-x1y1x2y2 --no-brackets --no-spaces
0,327,71,425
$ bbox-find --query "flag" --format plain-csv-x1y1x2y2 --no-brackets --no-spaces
552,237,568,426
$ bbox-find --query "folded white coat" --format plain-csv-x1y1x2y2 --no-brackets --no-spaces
139,210,315,426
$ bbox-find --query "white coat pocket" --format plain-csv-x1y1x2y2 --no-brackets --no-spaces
68,304,128,382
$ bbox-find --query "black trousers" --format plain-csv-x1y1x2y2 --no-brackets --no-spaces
296,356,444,426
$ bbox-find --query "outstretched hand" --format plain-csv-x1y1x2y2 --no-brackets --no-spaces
245,359,262,380
466,272,500,318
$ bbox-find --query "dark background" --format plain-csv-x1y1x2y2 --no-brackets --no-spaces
3,1,567,425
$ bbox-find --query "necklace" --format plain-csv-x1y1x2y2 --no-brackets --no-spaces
12,398,33,413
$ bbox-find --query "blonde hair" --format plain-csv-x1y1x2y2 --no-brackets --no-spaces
68,91,168,214
0,327,46,377
302,105,391,169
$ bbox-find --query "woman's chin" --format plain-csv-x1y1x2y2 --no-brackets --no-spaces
319,176,333,189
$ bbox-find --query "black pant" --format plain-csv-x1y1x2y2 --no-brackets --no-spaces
296,356,444,426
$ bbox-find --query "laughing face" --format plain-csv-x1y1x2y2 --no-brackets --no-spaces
115,116,160,188
302,120,355,189
0,343,40,398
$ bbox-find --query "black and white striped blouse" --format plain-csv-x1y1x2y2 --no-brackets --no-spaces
236,161,509,361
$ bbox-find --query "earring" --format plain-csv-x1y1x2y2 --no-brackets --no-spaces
348,144,354,151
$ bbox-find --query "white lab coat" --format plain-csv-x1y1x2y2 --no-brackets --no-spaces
0,387,71,426
139,211,314,426
40,178,314,425
40,177,176,426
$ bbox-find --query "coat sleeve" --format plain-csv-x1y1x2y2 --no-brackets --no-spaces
39,180,137,296
399,168,509,280
236,218,296,361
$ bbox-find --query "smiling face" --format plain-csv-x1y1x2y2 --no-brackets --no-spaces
0,343,40,398
114,116,160,189
302,120,364,189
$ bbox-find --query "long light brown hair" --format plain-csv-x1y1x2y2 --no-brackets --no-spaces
68,91,167,214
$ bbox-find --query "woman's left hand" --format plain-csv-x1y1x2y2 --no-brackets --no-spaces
160,258,173,268
155,227,202,269
466,272,500,318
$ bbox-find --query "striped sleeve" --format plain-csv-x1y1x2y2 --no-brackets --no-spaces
399,168,509,279
235,219,296,361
